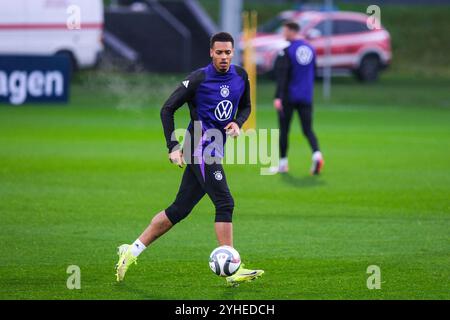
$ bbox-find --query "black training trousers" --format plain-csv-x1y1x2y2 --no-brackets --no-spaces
278,101,320,158
165,157,234,225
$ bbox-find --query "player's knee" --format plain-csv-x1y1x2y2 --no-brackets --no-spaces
165,204,193,225
214,196,234,223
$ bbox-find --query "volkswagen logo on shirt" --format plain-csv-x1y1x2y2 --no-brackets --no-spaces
214,100,234,121
296,45,313,65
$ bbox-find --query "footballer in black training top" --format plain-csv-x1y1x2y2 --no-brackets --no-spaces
115,32,264,286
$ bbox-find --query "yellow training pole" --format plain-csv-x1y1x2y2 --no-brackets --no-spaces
242,11,257,130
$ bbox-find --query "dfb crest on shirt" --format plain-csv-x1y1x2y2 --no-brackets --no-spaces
214,100,233,121
220,85,230,98
296,45,313,65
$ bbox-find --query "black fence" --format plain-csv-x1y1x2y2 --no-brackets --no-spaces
104,0,217,73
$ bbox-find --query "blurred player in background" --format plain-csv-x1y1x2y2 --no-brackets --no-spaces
272,21,324,175
115,32,264,286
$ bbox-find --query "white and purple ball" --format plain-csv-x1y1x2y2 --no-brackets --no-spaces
209,246,241,277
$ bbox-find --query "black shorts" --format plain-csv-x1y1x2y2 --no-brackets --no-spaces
165,156,234,225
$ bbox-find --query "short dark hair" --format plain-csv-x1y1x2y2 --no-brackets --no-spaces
284,21,300,32
210,32,234,48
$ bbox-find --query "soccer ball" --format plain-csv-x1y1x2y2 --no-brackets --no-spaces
209,245,241,277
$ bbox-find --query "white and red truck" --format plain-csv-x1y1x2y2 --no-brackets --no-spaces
0,0,104,70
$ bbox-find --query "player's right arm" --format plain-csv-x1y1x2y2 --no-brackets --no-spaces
160,70,204,166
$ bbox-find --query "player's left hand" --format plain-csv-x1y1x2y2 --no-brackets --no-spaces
224,122,240,138
273,98,283,111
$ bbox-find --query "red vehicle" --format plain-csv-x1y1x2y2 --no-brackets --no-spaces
249,10,392,81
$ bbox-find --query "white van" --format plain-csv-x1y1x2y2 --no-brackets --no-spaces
0,0,104,70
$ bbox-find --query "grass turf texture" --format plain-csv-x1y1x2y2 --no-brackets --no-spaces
0,72,449,299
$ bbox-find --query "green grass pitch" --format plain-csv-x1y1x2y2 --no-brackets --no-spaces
0,73,449,299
